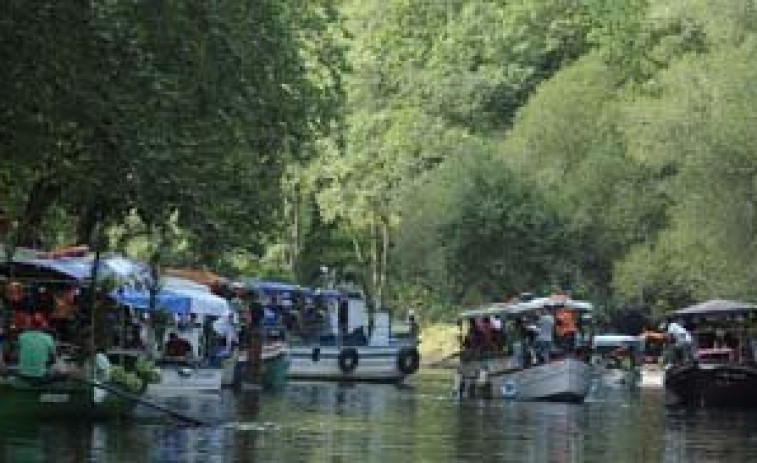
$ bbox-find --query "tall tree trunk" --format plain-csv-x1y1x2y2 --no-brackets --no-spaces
371,218,379,306
290,182,300,279
17,178,60,248
76,203,100,246
379,217,389,310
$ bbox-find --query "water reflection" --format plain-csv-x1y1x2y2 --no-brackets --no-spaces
4,372,757,462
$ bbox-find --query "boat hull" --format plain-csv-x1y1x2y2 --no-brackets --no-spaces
0,377,137,420
458,358,591,403
665,362,757,407
147,366,223,396
591,365,640,389
288,345,418,382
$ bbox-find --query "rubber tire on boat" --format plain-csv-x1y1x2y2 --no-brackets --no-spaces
338,347,359,373
397,347,420,375
312,347,321,362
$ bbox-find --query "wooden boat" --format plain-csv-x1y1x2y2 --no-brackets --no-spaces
664,299,757,407
0,373,141,420
455,296,593,403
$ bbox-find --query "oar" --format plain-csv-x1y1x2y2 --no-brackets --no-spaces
75,377,211,426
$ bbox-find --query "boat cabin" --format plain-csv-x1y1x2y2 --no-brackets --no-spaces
665,299,757,365
457,296,593,366
246,280,406,348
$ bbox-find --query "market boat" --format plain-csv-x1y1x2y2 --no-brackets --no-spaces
286,290,420,383
454,296,593,403
0,368,144,420
664,299,757,407
0,252,157,419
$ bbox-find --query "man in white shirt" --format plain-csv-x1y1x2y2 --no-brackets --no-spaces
535,309,555,363
667,320,693,362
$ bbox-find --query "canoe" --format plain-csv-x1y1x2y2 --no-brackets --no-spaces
0,375,140,420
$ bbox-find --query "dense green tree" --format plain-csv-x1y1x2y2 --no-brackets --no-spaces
615,42,757,310
0,1,345,266
503,54,670,302
394,153,574,308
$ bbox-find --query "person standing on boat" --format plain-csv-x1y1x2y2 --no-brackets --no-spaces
667,319,693,362
213,312,239,357
462,318,484,359
408,310,420,344
555,306,578,353
535,308,555,363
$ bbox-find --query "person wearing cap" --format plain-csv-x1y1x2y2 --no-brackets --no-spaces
408,311,420,343
18,316,59,381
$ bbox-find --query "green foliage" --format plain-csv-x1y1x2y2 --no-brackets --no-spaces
394,153,574,307
504,54,670,302
109,365,146,393
586,0,708,87
615,42,757,306
6,0,757,320
134,357,162,384
0,0,345,261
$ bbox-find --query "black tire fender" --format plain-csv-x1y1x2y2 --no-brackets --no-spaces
338,347,359,373
397,347,420,375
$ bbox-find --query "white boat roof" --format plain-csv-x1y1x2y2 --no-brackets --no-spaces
669,299,757,318
592,334,642,347
459,296,593,320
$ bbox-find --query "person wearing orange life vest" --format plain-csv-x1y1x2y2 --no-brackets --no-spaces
554,304,578,353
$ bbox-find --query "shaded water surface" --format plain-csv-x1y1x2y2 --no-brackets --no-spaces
3,370,757,462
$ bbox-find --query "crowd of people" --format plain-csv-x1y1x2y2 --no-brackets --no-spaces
460,304,584,366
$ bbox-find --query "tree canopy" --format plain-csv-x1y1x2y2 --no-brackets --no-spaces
5,0,757,320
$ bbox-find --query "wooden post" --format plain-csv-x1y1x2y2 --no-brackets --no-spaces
244,296,263,387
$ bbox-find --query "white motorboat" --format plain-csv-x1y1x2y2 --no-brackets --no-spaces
288,344,419,382
457,356,590,402
454,295,594,403
287,292,420,382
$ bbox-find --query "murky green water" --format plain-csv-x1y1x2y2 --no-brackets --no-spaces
3,370,757,462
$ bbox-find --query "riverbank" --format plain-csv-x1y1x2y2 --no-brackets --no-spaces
418,323,459,368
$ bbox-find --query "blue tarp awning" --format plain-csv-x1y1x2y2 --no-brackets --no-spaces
111,288,191,315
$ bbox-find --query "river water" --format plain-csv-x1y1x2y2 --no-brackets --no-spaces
3,369,757,462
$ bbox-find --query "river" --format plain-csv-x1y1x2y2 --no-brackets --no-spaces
3,370,757,462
